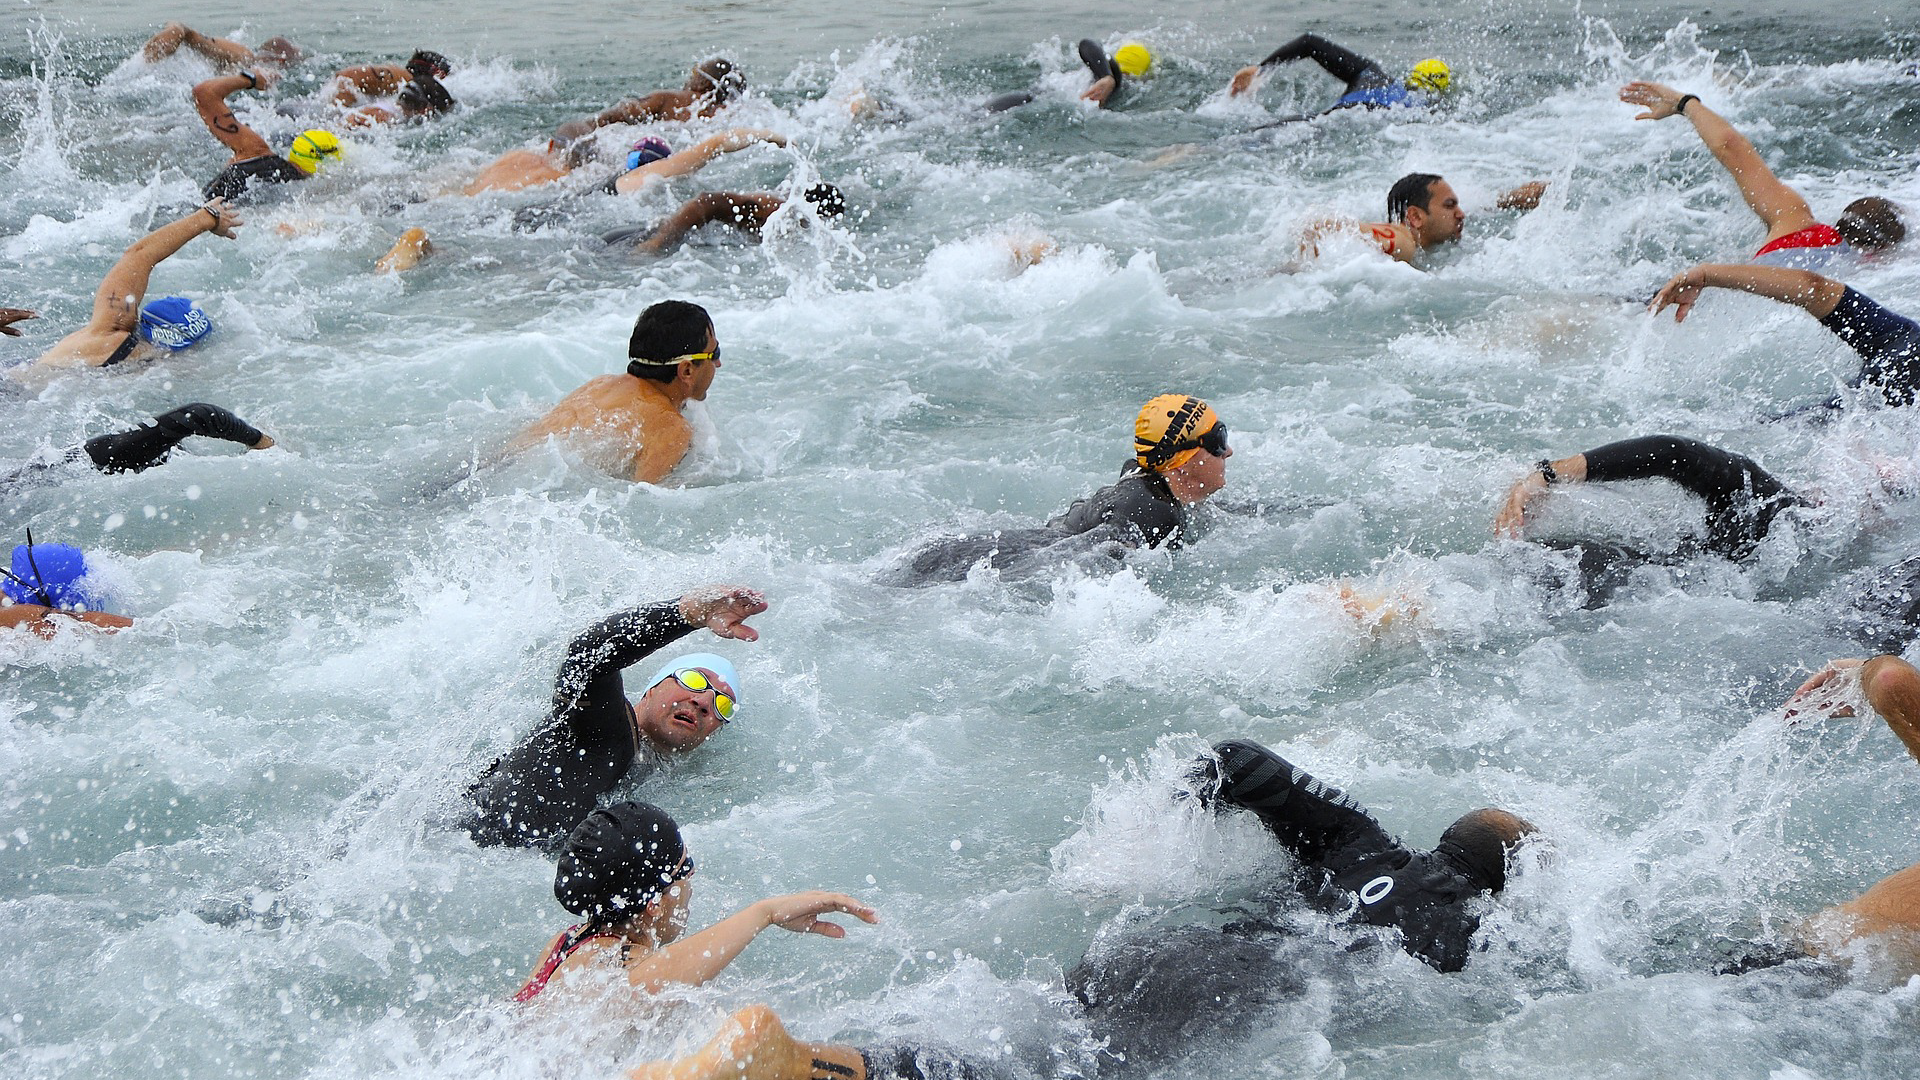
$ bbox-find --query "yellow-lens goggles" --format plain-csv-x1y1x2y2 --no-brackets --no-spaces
671,668,735,721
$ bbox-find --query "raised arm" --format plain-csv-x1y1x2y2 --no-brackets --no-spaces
192,73,276,160
1649,263,1845,323
87,202,241,336
82,403,272,474
552,587,764,730
1619,82,1818,239
620,892,877,993
611,130,785,195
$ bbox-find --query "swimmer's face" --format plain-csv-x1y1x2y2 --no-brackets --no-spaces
1408,180,1465,246
634,665,733,752
1186,441,1231,500
688,325,720,402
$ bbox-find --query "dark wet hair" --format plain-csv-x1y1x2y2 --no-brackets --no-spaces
1433,808,1537,893
554,802,687,924
257,37,303,66
398,76,455,117
627,299,714,380
691,58,743,105
803,183,847,219
1387,172,1444,224
1837,196,1905,252
406,50,452,81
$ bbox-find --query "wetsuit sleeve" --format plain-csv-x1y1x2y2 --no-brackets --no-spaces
1255,33,1380,87
82,403,263,474
1819,286,1920,406
1579,435,1799,558
551,601,698,734
1200,739,1396,872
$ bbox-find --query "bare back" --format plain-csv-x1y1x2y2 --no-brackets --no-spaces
509,375,692,482
466,149,568,194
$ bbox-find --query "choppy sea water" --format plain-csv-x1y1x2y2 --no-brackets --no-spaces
3,2,1920,1078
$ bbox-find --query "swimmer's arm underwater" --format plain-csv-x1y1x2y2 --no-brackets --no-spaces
617,891,877,993
631,421,693,483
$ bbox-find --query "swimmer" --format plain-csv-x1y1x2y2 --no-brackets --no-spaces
1780,656,1920,969
1229,34,1451,123
1649,263,1920,412
462,128,783,197
1301,172,1546,265
608,184,846,255
333,50,456,126
14,200,239,380
885,394,1233,586
1620,82,1904,268
985,38,1151,113
550,59,743,145
519,803,942,1080
190,70,341,202
1493,435,1806,562
140,23,301,73
461,585,764,848
504,300,720,484
3,404,272,490
0,535,132,637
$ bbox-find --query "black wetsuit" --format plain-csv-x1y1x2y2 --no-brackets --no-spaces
1574,435,1804,561
83,404,263,473
985,38,1124,113
1245,34,1420,128
461,601,693,848
1834,554,1920,654
1198,739,1495,972
883,461,1188,586
203,154,308,202
1820,286,1920,408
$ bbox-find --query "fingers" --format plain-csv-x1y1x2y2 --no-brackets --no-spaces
807,922,846,939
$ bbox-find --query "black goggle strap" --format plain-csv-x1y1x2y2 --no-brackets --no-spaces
0,527,55,607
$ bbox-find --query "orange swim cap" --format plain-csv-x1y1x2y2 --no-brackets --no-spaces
1134,394,1220,472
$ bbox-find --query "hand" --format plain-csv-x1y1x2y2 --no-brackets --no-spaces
201,197,244,239
716,128,784,152
1228,65,1260,97
1784,659,1864,722
0,308,37,336
1497,180,1548,211
678,585,767,641
1493,471,1549,537
1619,80,1685,121
1649,267,1705,322
1080,75,1116,105
755,891,879,938
250,434,275,450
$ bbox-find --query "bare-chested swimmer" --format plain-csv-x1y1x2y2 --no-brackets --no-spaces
140,23,302,72
602,184,846,255
550,59,744,146
463,128,784,196
506,299,721,483
1299,172,1545,265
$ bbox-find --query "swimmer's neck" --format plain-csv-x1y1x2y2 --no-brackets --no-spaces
627,369,698,410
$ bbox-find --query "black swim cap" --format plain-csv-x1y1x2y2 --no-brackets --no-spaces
553,801,687,922
1433,808,1535,894
803,183,846,219
406,50,452,80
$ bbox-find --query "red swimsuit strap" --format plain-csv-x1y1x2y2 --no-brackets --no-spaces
511,924,620,1003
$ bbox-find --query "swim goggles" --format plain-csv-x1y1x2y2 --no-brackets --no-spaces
627,345,720,367
1166,422,1230,459
669,668,735,722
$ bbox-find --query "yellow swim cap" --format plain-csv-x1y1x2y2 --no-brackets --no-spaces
1113,42,1153,79
286,129,342,175
1135,394,1221,473
1406,59,1451,94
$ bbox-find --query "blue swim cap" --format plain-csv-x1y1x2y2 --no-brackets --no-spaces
626,136,672,171
2,542,98,609
138,297,214,351
645,651,740,702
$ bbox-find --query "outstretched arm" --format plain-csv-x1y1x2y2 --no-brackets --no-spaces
82,403,272,474
191,73,276,160
0,603,132,636
611,129,785,195
84,201,242,339
633,192,777,254
551,586,764,731
620,892,878,993
143,23,253,69
1619,81,1818,240
1788,656,1920,762
1648,263,1845,323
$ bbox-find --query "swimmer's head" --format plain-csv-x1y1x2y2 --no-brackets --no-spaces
1837,196,1905,253
554,802,692,927
627,299,717,386
803,183,847,219
286,129,342,175
627,136,673,171
256,37,303,67
689,58,744,106
406,50,453,81
1387,172,1463,246
1134,394,1225,473
397,78,455,118
1113,42,1153,78
1405,59,1451,94
1434,808,1540,894
137,296,214,350
633,651,738,751
2,538,102,611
